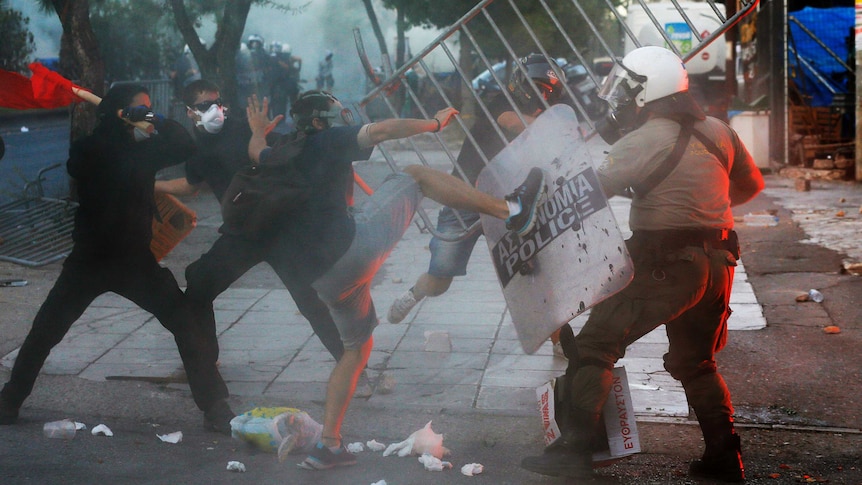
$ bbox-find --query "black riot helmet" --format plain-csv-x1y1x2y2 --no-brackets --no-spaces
507,54,566,112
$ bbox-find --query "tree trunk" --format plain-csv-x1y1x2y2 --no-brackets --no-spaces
51,0,103,142
361,0,389,59
169,0,253,110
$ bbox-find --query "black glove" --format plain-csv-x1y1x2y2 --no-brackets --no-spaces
122,105,155,122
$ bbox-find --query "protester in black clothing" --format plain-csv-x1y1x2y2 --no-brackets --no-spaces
0,84,233,432
155,80,347,374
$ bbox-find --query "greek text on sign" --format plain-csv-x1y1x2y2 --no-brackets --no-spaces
491,168,606,287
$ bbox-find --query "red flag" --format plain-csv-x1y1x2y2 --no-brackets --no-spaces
0,63,89,110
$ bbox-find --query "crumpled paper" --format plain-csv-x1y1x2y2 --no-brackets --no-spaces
366,439,386,452
157,431,183,443
461,463,484,476
347,442,364,453
226,461,246,472
383,421,450,459
91,424,113,437
418,452,453,471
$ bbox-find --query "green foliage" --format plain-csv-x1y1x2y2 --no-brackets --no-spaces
0,0,36,73
90,0,183,82
380,0,625,69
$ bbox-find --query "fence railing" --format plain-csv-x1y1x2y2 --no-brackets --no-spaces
355,0,759,241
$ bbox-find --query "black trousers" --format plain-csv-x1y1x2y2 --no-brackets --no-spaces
184,231,344,361
1,249,228,412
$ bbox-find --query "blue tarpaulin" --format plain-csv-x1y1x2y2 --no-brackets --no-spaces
788,6,853,107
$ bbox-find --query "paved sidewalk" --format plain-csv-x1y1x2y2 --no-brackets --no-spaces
0,195,765,419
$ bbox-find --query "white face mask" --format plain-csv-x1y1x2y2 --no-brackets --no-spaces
133,126,151,142
194,104,225,134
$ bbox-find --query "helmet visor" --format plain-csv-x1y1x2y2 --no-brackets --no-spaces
597,64,631,111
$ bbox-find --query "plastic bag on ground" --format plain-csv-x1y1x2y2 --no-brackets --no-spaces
229,407,322,460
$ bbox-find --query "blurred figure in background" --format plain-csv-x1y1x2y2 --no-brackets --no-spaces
316,50,334,91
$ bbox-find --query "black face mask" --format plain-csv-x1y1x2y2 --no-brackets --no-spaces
596,101,643,145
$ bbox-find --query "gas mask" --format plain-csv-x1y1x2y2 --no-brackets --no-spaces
320,102,354,128
194,103,226,134
595,100,643,145
596,62,647,144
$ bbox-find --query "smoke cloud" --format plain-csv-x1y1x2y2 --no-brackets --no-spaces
13,0,444,102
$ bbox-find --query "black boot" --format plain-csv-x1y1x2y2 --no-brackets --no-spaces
0,394,19,425
520,408,600,478
689,419,745,482
203,399,235,436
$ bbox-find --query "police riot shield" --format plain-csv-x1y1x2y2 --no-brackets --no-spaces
477,104,633,354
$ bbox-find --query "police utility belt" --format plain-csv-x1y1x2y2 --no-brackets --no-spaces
632,228,738,258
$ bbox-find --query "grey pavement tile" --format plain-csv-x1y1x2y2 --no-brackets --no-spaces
251,290,299,312
43,345,111,365
214,309,244,327
58,331,128,349
632,388,690,417
410,310,503,327
68,315,150,335
73,306,141,323
222,380,270,397
218,348,299,366
221,322,313,341
728,303,767,330
491,338,532,355
387,351,488,370
274,359,334,383
384,366,484,386
486,353,568,373
615,357,667,375
366,349,391,370
41,359,90,375
369,323,409,351
238,310,310,326
623,342,669,359
218,363,283,382
90,292,137,307
213,288,268,299
218,334,308,352
95,347,182,365
263,380,328,400
404,323,499,340
419,298,507,315
78,362,182,381
482,368,564,388
476,385,538,412
213,297,261,311
366,383,478,409
114,330,178,350
396,336,493,354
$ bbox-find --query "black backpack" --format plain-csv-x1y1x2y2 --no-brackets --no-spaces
219,131,310,239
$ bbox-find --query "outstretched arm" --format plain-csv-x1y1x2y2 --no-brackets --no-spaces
363,107,459,147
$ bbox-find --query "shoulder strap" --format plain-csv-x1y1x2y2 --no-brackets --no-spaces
691,129,729,173
631,122,693,197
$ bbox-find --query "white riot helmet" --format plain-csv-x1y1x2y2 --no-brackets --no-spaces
598,46,689,111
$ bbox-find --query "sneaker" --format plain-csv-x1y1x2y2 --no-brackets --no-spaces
203,399,235,436
0,394,19,425
505,167,547,237
387,288,421,324
298,442,358,470
353,369,373,398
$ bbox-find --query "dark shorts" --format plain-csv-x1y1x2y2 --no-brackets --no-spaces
427,207,483,278
312,173,422,349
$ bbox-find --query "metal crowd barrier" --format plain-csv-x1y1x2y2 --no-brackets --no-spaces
354,0,759,241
